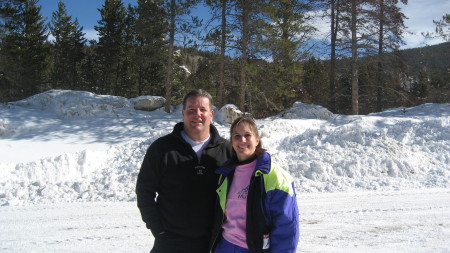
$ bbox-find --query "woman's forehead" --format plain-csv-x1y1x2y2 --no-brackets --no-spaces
233,122,254,132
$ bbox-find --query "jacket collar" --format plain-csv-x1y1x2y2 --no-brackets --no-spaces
255,152,271,174
172,122,222,146
217,152,271,176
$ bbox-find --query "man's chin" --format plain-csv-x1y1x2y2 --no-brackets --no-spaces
187,125,204,133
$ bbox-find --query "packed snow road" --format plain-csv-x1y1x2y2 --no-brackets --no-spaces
1,189,449,253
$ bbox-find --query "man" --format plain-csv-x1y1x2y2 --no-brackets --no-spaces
136,89,232,253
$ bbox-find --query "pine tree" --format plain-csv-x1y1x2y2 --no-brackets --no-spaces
412,69,428,98
228,0,262,112
260,0,315,109
423,13,449,42
121,3,137,97
303,57,329,105
49,1,86,90
134,0,166,96
95,0,128,95
0,0,20,101
162,0,201,112
369,0,407,111
78,41,102,92
314,0,346,112
0,0,49,100
350,0,359,114
204,0,235,107
317,0,344,112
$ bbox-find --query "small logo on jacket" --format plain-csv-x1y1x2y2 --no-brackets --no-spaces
195,165,206,175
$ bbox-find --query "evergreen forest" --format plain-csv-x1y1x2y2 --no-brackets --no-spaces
1,0,449,117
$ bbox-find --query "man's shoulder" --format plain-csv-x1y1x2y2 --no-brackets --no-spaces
209,125,230,145
151,122,182,144
209,135,231,150
149,132,178,151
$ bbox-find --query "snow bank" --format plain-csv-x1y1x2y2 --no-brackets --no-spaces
276,102,335,120
1,90,449,206
13,89,135,119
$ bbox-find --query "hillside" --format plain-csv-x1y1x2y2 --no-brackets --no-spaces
399,42,450,74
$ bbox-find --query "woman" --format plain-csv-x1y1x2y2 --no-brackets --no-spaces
210,116,300,253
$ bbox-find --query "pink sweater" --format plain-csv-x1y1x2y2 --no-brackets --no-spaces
222,160,257,249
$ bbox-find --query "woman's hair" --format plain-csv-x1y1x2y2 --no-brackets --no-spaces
230,116,266,156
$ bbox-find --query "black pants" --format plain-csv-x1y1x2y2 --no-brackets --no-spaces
151,232,210,253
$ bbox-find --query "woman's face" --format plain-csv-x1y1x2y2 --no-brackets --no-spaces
231,122,260,162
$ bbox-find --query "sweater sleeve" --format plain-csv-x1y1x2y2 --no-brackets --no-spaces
135,143,165,237
267,181,300,253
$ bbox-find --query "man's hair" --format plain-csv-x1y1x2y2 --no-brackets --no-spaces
182,89,213,109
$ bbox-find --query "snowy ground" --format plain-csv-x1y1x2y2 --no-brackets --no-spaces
1,189,449,253
1,90,449,252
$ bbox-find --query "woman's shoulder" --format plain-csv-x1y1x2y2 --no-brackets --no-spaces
268,163,294,182
263,161,295,196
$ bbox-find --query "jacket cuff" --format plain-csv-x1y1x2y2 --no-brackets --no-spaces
147,223,164,237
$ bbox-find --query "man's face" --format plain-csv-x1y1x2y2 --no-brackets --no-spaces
182,96,214,141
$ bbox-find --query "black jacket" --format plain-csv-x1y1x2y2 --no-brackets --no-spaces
136,122,232,239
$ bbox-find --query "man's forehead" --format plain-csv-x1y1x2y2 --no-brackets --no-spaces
185,97,211,107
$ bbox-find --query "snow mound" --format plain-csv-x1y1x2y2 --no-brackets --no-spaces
1,90,449,206
276,102,335,120
13,89,135,119
370,103,450,118
214,104,249,124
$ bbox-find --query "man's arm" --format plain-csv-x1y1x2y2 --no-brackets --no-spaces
136,145,165,237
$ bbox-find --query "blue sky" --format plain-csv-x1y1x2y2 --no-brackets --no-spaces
39,0,449,49
40,0,136,41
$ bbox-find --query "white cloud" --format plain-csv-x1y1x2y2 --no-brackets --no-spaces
401,0,449,48
309,1,448,50
84,29,99,41
46,30,98,44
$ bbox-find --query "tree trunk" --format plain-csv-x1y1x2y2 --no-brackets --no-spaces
377,0,384,112
351,0,359,115
217,0,227,107
329,0,339,112
239,1,250,112
164,0,176,113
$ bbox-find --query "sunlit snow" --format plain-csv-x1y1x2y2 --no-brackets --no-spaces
1,89,449,252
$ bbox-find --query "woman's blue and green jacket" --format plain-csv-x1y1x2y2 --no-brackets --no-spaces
210,152,300,253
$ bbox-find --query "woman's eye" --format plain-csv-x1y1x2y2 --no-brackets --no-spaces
233,134,252,140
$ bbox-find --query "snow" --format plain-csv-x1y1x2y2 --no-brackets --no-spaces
1,89,449,252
